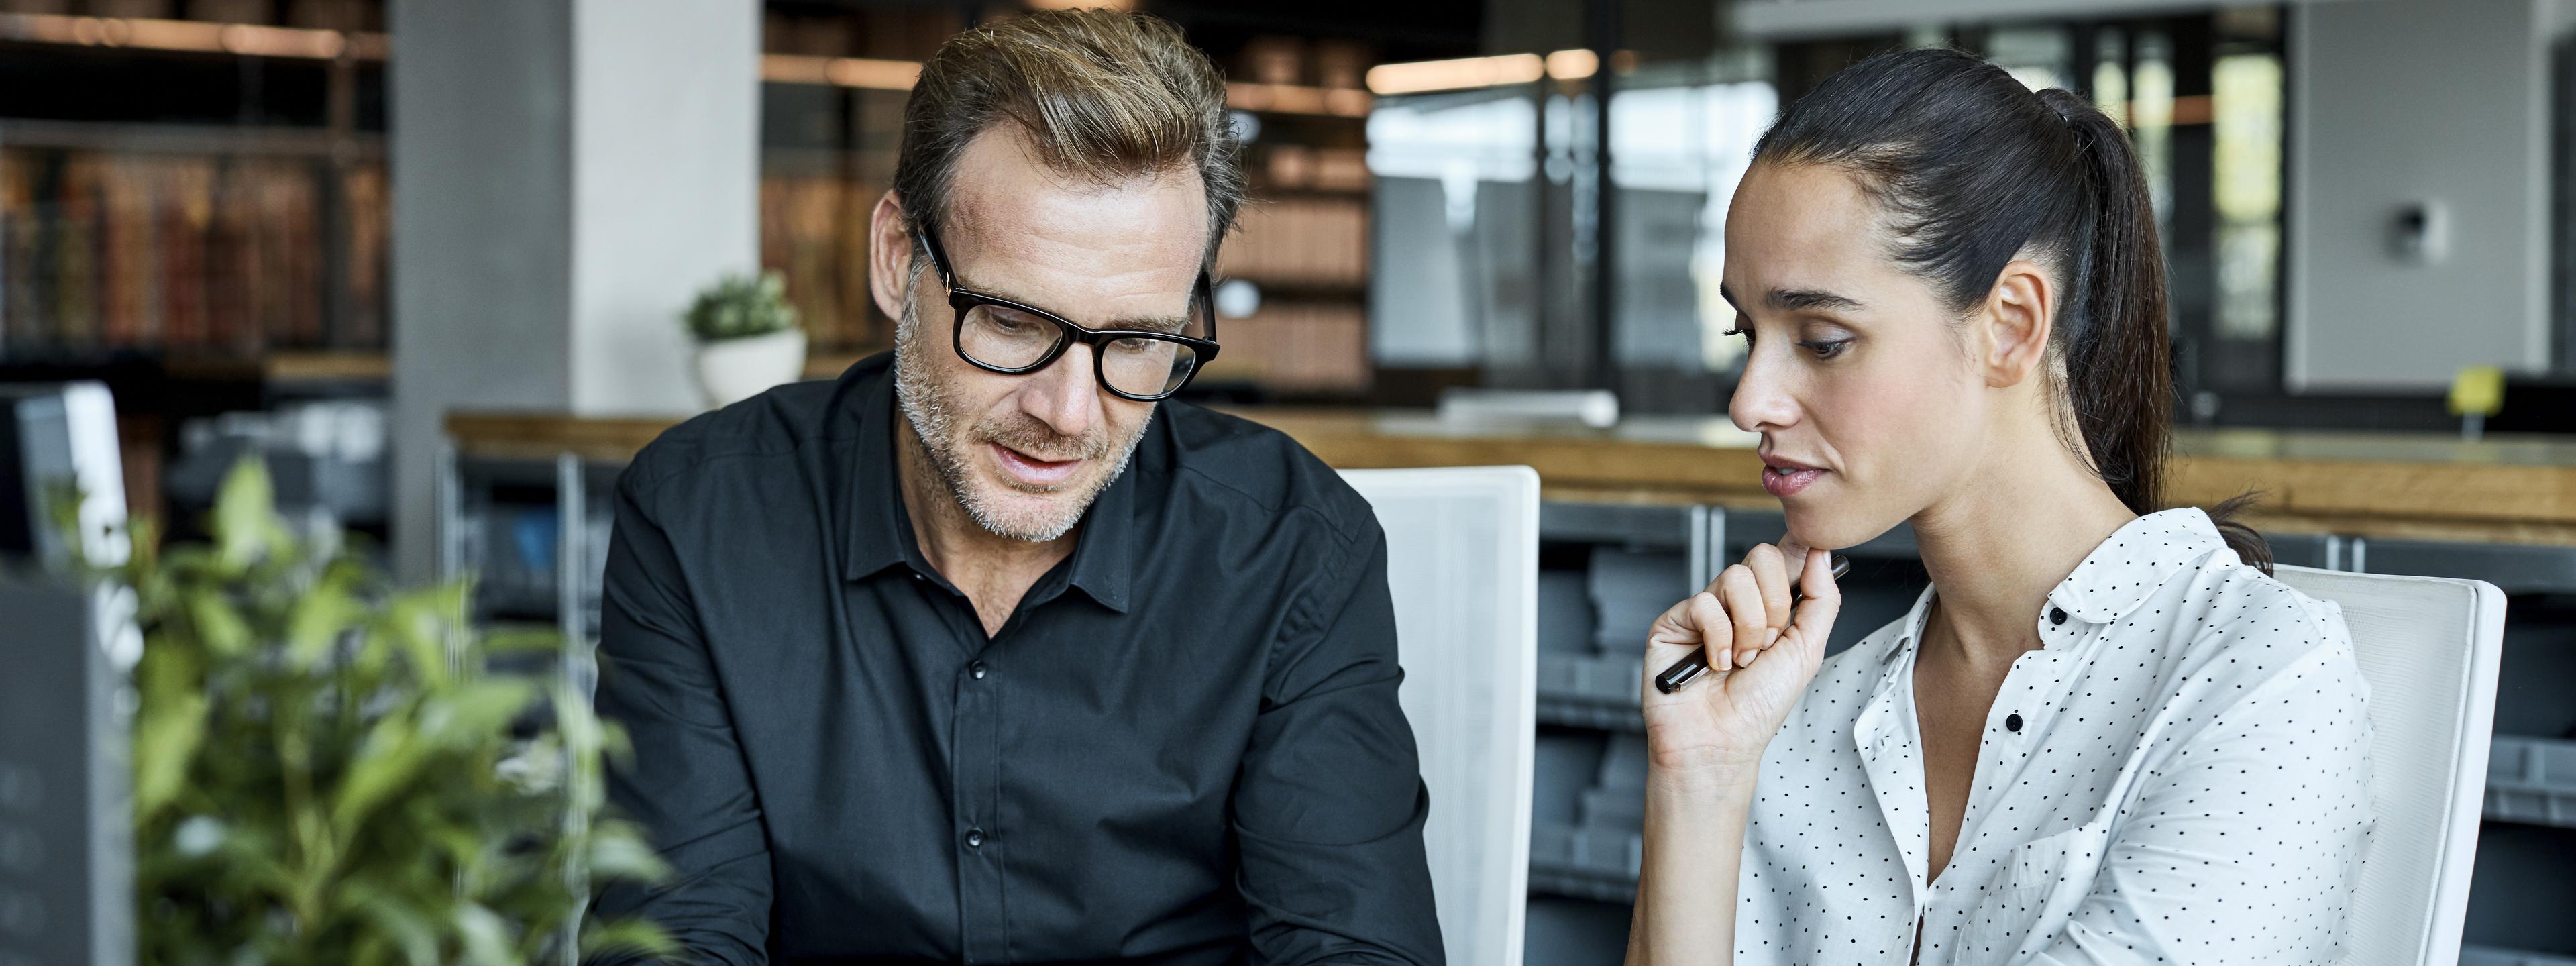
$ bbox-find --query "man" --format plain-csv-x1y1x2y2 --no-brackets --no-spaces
589,11,1442,965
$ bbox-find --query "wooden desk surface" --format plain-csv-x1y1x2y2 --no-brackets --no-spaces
445,408,2576,546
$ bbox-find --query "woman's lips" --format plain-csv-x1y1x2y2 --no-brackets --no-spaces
989,442,1083,488
1760,458,1825,498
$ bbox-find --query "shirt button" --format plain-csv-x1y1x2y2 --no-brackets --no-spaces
965,828,985,849
2006,713,2024,733
969,661,988,680
2048,607,2068,626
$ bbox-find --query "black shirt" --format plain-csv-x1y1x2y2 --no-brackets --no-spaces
589,354,1442,966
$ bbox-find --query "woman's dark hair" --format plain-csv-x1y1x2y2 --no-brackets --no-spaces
1752,48,2271,572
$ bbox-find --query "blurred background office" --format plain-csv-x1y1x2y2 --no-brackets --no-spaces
3,0,2575,963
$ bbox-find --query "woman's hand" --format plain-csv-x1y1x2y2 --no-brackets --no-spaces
1639,541,1843,776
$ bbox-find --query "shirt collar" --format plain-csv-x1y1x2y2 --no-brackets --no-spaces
837,353,1137,613
2043,506,2227,627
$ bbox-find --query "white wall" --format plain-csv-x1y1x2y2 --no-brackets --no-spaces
390,0,757,583
2286,0,2557,390
570,0,760,415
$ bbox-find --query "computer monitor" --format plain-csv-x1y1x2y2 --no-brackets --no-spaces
0,382,135,966
1,382,129,571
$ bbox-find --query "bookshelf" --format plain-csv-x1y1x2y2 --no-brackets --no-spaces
0,3,1393,402
757,7,1383,399
0,3,388,363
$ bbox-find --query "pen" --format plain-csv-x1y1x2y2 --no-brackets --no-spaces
1652,555,1851,694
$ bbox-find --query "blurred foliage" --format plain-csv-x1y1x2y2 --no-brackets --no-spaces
109,458,674,966
682,270,802,342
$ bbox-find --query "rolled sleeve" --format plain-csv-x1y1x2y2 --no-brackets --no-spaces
1232,527,1446,966
2033,640,2375,965
588,468,775,966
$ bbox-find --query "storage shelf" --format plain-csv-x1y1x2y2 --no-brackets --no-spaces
1529,823,1640,903
2487,735,2576,828
1535,653,1643,732
2463,946,2576,966
0,119,383,159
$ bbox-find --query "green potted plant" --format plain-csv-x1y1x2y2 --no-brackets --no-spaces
683,270,806,409
114,459,674,965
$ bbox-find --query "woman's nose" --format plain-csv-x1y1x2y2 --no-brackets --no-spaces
1727,352,1800,433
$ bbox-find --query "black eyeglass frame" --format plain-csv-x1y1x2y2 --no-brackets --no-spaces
912,221,1222,402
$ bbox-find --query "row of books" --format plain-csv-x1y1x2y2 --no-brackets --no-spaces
1220,195,1371,288
1200,301,1370,392
0,0,376,31
758,172,892,354
1256,146,1372,195
0,146,1370,396
760,172,1377,354
0,148,386,354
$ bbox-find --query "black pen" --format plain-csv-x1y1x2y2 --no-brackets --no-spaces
1652,555,1850,694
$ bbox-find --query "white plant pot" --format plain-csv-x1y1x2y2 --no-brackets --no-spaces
692,329,808,409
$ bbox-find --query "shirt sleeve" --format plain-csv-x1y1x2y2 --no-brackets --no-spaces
2030,631,2375,965
1231,525,1448,966
587,468,775,966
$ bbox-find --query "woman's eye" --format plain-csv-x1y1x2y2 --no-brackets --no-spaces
1795,339,1852,360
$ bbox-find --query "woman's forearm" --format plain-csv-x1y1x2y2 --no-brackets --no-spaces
1625,765,1760,966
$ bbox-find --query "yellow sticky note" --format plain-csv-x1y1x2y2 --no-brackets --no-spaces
2449,365,2505,417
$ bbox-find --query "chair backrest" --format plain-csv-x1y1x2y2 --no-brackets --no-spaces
1340,466,1539,966
2271,565,2505,966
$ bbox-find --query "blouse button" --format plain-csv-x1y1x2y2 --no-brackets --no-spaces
2006,713,2024,733
2048,607,2069,626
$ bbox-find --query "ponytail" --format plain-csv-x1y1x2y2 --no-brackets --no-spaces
1756,49,2273,573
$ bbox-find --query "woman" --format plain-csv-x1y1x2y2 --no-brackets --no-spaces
1627,48,2372,966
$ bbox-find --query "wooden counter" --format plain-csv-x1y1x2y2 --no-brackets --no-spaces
446,408,2576,546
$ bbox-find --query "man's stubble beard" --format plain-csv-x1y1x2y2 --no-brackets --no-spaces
892,298,1152,543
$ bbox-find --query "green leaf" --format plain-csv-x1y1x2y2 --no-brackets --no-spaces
286,564,363,669
186,594,253,658
419,678,538,749
356,895,441,966
585,827,672,884
330,714,428,830
582,917,682,960
451,902,514,966
212,457,275,570
131,688,208,818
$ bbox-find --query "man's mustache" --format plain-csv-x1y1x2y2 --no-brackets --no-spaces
974,415,1111,462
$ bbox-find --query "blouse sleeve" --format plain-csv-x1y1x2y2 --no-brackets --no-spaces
2029,623,2375,965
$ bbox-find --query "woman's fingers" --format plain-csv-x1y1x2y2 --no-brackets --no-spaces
1646,589,1735,676
1782,546,1843,657
1742,545,1794,666
1717,564,1769,668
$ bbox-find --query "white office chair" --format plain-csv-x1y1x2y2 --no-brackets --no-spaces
2271,565,2506,966
1340,466,1540,966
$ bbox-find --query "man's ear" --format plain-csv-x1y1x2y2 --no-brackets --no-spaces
1975,259,2057,389
868,190,915,324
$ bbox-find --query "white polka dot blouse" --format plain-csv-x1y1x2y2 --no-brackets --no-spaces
1733,508,2376,965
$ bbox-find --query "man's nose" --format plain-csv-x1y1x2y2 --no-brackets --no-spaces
1018,343,1103,440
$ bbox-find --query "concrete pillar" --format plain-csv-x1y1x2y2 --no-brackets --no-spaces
389,0,759,583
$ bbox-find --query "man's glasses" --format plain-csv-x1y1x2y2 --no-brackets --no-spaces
913,221,1221,402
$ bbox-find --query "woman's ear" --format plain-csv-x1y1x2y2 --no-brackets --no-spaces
867,190,915,323
1974,259,2056,388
